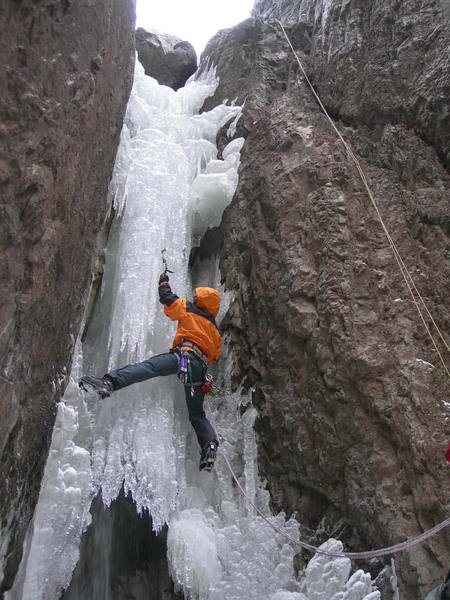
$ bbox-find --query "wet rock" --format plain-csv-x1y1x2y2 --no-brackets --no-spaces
135,27,197,90
199,5,450,598
0,0,135,593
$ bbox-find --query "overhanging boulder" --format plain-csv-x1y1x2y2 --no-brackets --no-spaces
135,27,197,90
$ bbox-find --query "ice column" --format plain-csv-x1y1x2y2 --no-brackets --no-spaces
9,62,241,600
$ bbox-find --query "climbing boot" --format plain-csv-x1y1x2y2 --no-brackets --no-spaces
199,441,217,472
79,375,114,399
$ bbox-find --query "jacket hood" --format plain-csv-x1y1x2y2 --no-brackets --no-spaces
194,287,221,317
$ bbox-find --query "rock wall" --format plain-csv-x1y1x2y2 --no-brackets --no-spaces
0,0,135,593
199,2,450,597
135,27,197,90
252,0,450,165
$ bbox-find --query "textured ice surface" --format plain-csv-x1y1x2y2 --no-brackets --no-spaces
8,343,93,600
10,60,379,600
9,61,240,600
302,540,380,600
390,559,400,600
191,136,244,243
271,593,308,600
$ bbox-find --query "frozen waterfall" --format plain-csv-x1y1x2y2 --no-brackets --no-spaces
8,61,380,600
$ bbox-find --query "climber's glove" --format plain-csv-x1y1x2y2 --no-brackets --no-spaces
159,272,169,286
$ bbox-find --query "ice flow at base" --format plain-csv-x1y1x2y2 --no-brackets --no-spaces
10,61,380,600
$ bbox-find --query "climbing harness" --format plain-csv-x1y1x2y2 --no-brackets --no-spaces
205,399,450,560
180,339,208,365
174,348,214,398
175,350,202,396
275,19,450,379
176,350,191,385
178,340,215,396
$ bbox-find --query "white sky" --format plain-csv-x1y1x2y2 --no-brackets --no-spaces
136,0,255,58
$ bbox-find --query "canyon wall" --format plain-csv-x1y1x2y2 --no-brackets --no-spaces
199,1,450,597
1,0,449,597
0,0,135,592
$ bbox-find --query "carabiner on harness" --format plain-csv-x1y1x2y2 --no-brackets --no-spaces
175,350,213,397
202,373,215,395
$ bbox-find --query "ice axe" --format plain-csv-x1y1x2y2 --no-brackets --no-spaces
161,248,174,276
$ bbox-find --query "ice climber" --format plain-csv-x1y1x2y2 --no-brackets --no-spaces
79,272,221,471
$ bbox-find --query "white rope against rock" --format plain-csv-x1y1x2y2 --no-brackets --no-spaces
207,402,450,560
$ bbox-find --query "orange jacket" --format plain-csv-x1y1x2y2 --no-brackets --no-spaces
159,284,222,364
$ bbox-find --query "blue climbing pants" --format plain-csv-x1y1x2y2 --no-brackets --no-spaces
106,352,217,449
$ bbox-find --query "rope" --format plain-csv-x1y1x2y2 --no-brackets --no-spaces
206,402,450,560
275,20,450,379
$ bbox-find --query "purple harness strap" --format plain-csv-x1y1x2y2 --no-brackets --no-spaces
174,350,205,387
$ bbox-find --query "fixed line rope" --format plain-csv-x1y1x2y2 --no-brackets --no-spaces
276,19,450,379
206,403,450,560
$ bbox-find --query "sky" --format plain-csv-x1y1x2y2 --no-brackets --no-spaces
136,0,255,58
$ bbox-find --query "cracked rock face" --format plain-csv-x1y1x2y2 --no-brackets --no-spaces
0,0,135,593
252,0,450,166
135,27,197,90
200,3,449,597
